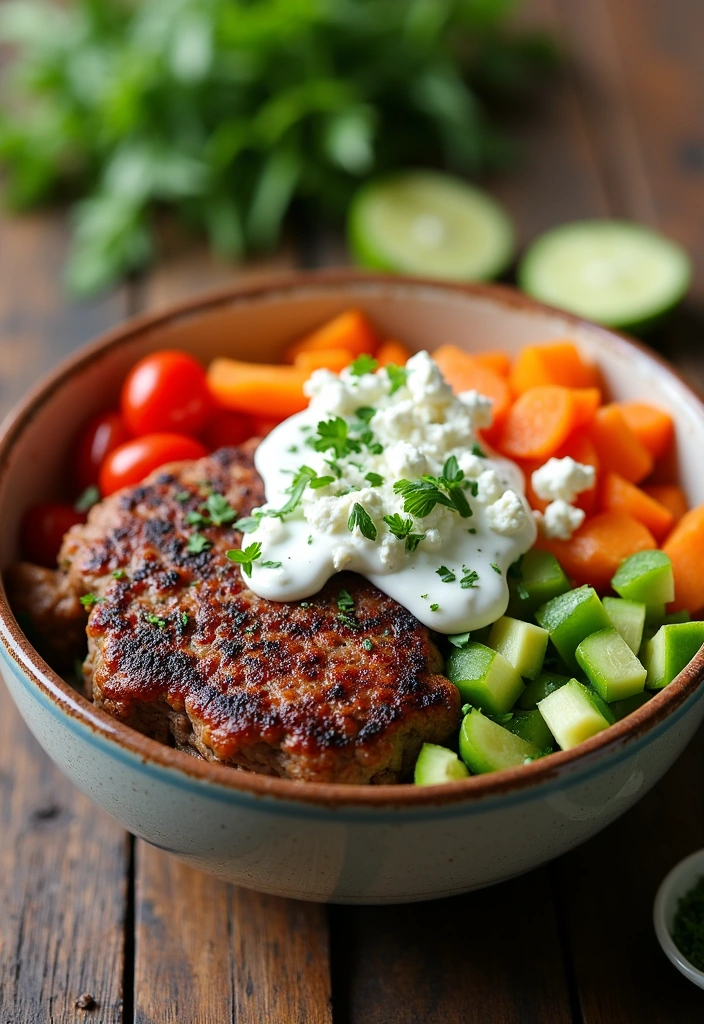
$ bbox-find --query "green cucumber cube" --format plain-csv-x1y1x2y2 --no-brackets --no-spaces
507,549,571,619
603,597,646,654
610,691,652,721
538,679,614,750
641,621,704,690
487,615,549,680
459,709,541,774
414,743,470,785
505,709,554,751
575,627,647,702
535,585,612,672
611,550,674,605
662,610,691,625
516,670,570,710
645,602,667,625
446,642,525,715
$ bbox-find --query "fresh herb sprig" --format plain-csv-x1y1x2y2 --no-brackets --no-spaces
226,542,263,578
383,513,425,552
393,456,474,520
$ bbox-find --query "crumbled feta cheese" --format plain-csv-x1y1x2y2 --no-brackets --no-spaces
386,441,428,479
538,499,586,541
405,351,454,408
457,452,486,479
486,489,528,535
332,544,354,570
476,469,503,505
379,534,405,570
458,389,494,430
531,457,595,504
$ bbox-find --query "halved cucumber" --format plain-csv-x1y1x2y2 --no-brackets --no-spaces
575,627,647,702
641,621,704,690
603,596,646,655
446,642,525,715
538,679,614,751
535,585,611,672
611,550,674,607
348,171,515,281
518,220,692,334
487,615,548,680
505,709,554,751
414,743,470,785
459,709,541,774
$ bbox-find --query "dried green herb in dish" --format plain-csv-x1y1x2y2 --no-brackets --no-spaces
672,874,704,972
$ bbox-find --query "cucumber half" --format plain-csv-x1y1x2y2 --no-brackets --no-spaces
348,171,515,281
519,220,691,334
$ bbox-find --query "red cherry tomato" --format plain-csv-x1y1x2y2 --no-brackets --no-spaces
75,410,131,489
203,409,254,450
121,350,213,437
20,503,85,567
99,433,208,495
251,414,285,437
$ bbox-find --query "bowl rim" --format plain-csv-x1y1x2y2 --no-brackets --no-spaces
1,267,703,810
653,848,704,988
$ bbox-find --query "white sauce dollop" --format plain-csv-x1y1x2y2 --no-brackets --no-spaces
239,352,536,633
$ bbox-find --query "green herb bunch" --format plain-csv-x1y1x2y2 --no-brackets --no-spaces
0,0,552,293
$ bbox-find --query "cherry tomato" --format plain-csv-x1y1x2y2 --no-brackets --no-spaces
251,414,285,437
121,350,213,437
20,503,85,567
203,409,254,450
99,433,208,495
75,410,131,490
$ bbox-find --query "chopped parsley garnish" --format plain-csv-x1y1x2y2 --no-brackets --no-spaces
347,502,377,541
430,603,439,611
307,534,313,545
146,613,166,628
490,563,502,575
311,417,360,459
393,456,474,520
448,632,471,648
337,588,359,628
460,567,480,589
461,703,472,715
467,527,477,535
260,560,282,569
386,364,408,394
516,582,530,601
226,542,262,577
233,514,264,534
287,444,299,453
365,472,384,487
382,513,425,552
74,485,100,513
362,638,373,651
79,593,103,607
355,406,376,424
175,490,191,503
472,443,487,458
111,569,127,579
186,532,211,554
349,353,378,376
187,492,238,528
180,612,189,627
274,465,330,516
436,566,456,583
420,593,428,599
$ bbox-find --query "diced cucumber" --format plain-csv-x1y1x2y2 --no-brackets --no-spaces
538,679,614,750
487,615,549,680
414,743,470,785
535,585,612,672
641,621,704,690
516,670,570,710
645,602,667,625
446,642,525,715
603,596,646,654
459,709,541,774
611,550,674,606
506,549,571,620
505,709,554,751
610,691,652,721
662,610,691,625
575,627,647,702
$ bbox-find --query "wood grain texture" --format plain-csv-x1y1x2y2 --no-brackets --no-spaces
0,214,130,1022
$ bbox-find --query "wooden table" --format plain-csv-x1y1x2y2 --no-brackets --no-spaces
1,2,704,1020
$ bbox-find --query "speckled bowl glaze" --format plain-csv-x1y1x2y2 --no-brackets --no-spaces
1,272,703,904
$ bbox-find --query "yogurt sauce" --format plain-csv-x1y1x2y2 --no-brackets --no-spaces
237,351,536,633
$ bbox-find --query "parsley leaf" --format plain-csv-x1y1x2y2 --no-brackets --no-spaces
175,490,191,503
436,566,456,583
111,569,127,580
186,532,211,554
365,472,384,487
347,502,377,540
308,475,335,490
355,406,376,424
312,417,360,459
448,632,471,648
204,492,238,526
337,589,355,612
181,611,189,627
146,613,166,628
261,560,283,569
430,603,439,611
74,484,100,513
79,593,103,608
386,364,408,394
490,563,502,574
472,443,487,458
460,567,480,589
393,478,455,518
382,512,425,552
226,542,263,577
362,638,373,651
276,465,318,515
233,514,264,534
349,354,378,376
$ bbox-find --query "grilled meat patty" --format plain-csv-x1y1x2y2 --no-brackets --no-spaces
6,445,460,783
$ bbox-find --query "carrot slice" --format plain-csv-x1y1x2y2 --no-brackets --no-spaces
498,386,583,461
510,341,600,395
663,505,704,611
376,340,412,366
293,348,352,374
617,401,674,460
587,404,653,483
537,511,656,591
600,473,674,542
207,359,309,418
643,484,688,523
570,387,601,429
473,350,511,377
283,309,379,363
432,344,512,439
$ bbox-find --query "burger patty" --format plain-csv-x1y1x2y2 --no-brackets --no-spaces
6,445,460,784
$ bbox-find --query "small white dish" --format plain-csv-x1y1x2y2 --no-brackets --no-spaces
654,848,704,989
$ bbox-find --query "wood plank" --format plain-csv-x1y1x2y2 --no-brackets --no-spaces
0,213,130,1022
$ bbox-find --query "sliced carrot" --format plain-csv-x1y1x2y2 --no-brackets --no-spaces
376,340,412,366
617,401,675,460
207,359,309,419
510,341,600,395
663,505,704,611
570,387,602,429
473,349,511,378
643,484,688,524
293,348,352,374
587,404,653,484
600,473,674,542
554,431,600,514
498,386,584,461
537,511,656,591
283,309,379,363
432,344,512,440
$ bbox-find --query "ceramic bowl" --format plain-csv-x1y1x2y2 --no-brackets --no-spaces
654,848,704,988
1,272,703,904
